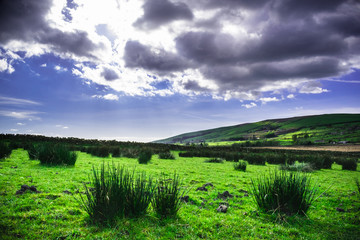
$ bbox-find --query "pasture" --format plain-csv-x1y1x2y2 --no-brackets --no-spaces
1,147,360,239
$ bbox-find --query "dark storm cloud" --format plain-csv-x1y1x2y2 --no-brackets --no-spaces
184,0,268,10
101,67,119,81
0,0,101,58
201,57,344,91
183,80,209,92
124,40,190,72
175,32,238,65
134,0,193,29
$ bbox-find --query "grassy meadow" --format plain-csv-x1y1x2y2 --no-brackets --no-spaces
1,148,360,239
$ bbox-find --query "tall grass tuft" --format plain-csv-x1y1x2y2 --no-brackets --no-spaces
152,173,183,218
79,163,154,224
250,170,317,216
355,178,360,195
234,160,247,171
38,143,77,165
205,158,224,163
138,150,152,164
124,172,154,217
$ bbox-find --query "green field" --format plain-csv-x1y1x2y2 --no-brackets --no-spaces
154,114,360,145
1,149,360,239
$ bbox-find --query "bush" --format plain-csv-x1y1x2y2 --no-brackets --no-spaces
38,143,77,165
245,153,266,165
111,147,121,157
158,151,175,160
339,158,358,171
152,173,183,218
205,158,224,163
138,150,152,164
23,143,38,160
0,141,11,159
279,162,313,172
250,170,317,216
79,164,154,224
234,160,247,171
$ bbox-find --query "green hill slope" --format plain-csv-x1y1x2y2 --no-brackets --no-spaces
154,114,360,145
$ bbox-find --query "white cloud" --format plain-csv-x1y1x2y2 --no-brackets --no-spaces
0,58,15,74
0,111,42,120
259,97,280,104
287,94,295,99
0,96,41,105
54,65,68,72
10,129,18,132
17,122,25,126
41,63,47,67
242,102,257,109
92,93,119,101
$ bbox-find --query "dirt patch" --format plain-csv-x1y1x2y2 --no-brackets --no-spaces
255,144,360,152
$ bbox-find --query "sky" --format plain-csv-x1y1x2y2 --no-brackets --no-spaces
0,0,360,142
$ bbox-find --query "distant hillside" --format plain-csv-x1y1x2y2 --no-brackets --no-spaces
154,114,360,145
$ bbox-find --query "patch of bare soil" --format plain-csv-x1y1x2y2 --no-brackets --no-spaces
256,145,360,152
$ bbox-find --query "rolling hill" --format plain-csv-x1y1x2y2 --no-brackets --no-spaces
154,114,360,145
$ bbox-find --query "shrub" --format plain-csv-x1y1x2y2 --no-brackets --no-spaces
24,143,38,160
158,151,175,160
0,141,11,159
111,147,121,157
38,143,77,165
138,150,152,164
245,153,266,165
79,164,154,224
234,160,247,171
205,158,224,163
339,158,357,171
279,162,313,172
250,170,317,216
152,173,183,218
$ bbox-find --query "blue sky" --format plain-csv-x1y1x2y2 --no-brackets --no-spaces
1,0,360,142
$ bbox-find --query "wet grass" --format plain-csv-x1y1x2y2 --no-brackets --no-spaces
0,149,359,239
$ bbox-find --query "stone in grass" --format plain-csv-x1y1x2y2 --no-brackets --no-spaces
336,207,345,212
217,205,228,213
15,185,41,195
217,191,233,200
196,186,208,191
203,183,214,187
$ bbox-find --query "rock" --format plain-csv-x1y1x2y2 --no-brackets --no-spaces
181,195,189,202
217,191,233,200
336,207,345,212
217,205,228,213
196,186,208,191
203,183,214,187
11,166,18,169
63,190,72,195
239,189,248,194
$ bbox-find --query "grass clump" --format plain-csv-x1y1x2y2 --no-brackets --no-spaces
138,150,152,164
250,170,317,216
355,178,360,195
37,143,77,165
233,160,247,171
158,151,175,160
79,163,154,224
205,158,224,163
152,173,183,218
279,162,313,172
